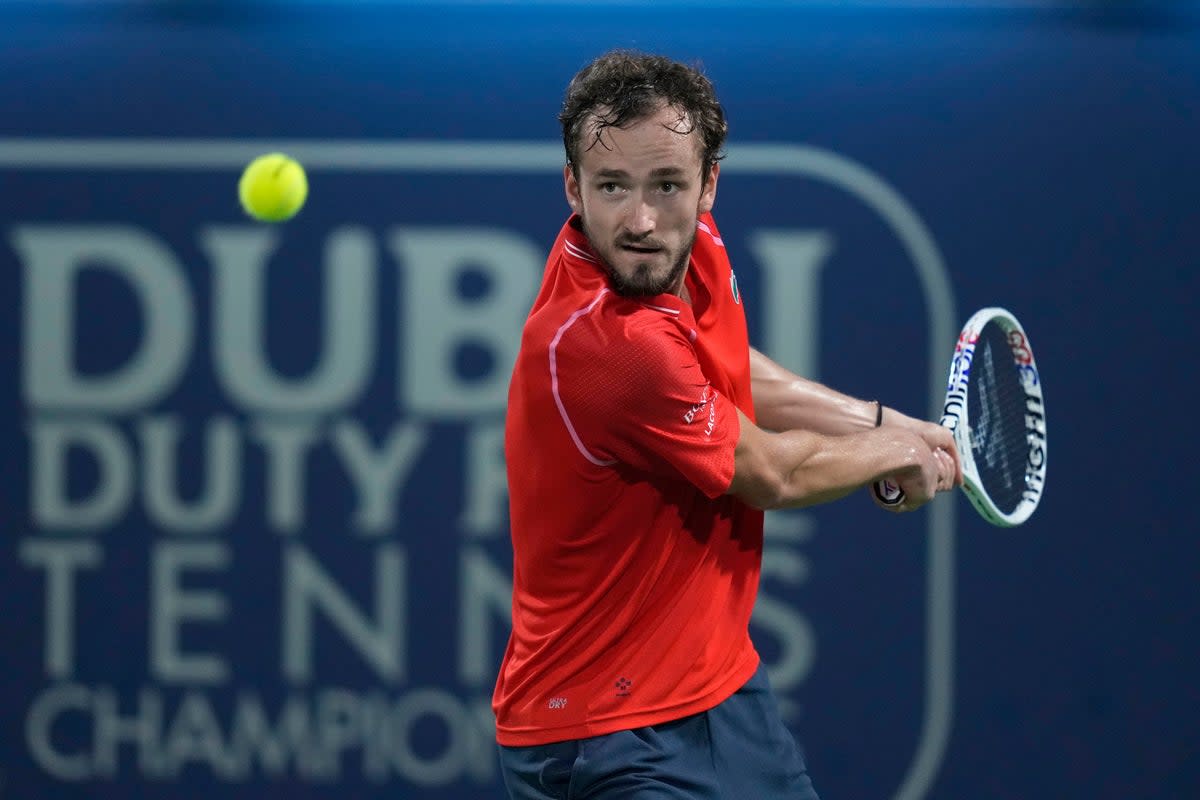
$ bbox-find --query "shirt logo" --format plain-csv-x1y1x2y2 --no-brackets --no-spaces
683,387,711,424
730,270,741,304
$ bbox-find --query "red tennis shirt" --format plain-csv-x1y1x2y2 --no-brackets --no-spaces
493,212,764,746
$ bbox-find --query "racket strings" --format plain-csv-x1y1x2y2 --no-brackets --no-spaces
967,321,1035,515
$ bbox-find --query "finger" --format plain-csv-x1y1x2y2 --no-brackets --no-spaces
934,449,955,491
927,422,956,452
942,449,958,489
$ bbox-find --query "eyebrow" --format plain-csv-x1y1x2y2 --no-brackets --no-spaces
593,167,690,179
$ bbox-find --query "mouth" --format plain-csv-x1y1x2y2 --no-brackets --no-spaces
619,243,663,255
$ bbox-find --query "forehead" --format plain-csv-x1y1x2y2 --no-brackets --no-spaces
577,102,704,175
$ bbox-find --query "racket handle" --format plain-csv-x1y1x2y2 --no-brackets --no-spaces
872,479,905,506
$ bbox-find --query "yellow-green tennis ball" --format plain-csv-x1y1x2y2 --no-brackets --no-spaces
238,152,308,222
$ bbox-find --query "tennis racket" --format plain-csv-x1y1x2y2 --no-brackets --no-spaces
873,307,1047,526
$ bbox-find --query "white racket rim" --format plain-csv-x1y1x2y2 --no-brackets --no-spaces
942,307,1047,527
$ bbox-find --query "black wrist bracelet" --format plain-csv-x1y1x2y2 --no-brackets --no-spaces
874,400,883,427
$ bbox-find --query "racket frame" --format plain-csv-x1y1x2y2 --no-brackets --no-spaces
875,307,1047,526
942,307,1047,526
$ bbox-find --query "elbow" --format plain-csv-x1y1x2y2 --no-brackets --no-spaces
755,476,792,511
745,476,828,511
730,430,824,510
731,468,791,511
733,453,850,511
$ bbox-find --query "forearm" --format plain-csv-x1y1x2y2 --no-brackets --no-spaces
749,348,878,434
730,408,931,510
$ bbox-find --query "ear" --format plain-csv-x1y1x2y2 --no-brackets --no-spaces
564,164,582,214
698,162,719,216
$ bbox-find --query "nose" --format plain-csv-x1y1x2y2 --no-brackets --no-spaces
624,194,655,237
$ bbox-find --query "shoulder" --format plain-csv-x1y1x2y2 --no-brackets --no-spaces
561,291,693,362
552,292,697,398
695,212,726,250
690,213,731,280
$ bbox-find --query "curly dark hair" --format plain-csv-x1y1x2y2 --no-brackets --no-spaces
559,50,728,182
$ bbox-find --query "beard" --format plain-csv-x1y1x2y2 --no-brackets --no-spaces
580,215,696,298
608,246,691,298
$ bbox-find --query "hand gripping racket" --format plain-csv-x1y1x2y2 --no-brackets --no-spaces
874,307,1047,526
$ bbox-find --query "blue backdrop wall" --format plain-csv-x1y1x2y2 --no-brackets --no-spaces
1,2,1197,798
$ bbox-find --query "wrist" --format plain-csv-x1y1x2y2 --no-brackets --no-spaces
879,404,922,432
877,403,906,429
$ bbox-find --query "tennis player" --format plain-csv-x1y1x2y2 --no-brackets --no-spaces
494,50,961,799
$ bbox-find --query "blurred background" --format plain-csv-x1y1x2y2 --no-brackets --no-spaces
1,1,1197,798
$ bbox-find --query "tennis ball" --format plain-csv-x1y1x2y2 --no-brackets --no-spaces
238,152,308,222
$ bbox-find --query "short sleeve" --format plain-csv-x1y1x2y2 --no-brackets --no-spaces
554,312,738,498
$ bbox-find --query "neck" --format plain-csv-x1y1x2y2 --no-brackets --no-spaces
677,278,692,305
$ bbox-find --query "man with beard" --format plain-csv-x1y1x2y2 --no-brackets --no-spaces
493,50,961,799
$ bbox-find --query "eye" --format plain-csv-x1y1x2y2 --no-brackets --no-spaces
600,182,620,194
660,182,679,194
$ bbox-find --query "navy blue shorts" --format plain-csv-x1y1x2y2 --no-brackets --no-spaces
498,663,820,799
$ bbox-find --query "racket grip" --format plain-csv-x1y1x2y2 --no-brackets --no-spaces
872,479,905,506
